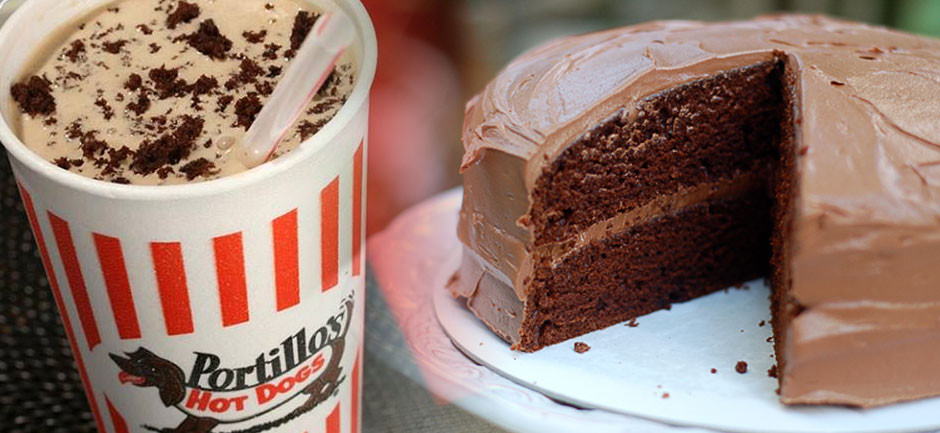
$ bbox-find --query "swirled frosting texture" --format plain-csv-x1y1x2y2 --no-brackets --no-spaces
455,14,940,407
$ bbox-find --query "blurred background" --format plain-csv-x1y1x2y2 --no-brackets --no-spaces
361,0,940,234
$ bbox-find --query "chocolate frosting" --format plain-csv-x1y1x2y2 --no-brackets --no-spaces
453,14,940,407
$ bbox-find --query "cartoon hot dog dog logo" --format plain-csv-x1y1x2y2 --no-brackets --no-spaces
110,298,353,433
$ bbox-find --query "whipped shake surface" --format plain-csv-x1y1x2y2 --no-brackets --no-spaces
10,0,356,185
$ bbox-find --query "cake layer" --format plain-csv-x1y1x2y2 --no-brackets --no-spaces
530,59,784,245
519,190,772,351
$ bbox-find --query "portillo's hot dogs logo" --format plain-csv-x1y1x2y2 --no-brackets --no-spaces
109,299,354,433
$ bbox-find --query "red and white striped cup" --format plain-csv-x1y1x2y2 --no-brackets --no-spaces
0,1,376,432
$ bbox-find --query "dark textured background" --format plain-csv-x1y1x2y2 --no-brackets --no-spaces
0,152,99,432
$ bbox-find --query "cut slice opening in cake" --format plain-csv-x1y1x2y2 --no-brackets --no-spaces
517,55,799,352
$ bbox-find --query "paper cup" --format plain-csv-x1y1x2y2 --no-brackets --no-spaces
0,1,375,432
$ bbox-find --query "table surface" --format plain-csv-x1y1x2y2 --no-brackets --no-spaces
0,153,506,433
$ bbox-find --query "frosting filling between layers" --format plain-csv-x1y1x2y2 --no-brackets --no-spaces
543,170,769,266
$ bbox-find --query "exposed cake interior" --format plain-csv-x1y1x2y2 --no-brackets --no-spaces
517,56,798,352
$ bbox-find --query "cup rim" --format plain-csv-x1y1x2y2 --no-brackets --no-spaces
0,0,377,201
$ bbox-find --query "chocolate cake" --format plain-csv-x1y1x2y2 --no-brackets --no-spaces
450,15,940,407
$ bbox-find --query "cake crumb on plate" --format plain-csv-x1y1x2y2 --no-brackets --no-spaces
768,364,779,378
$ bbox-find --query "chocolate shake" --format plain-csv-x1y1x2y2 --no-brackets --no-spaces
9,0,356,185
